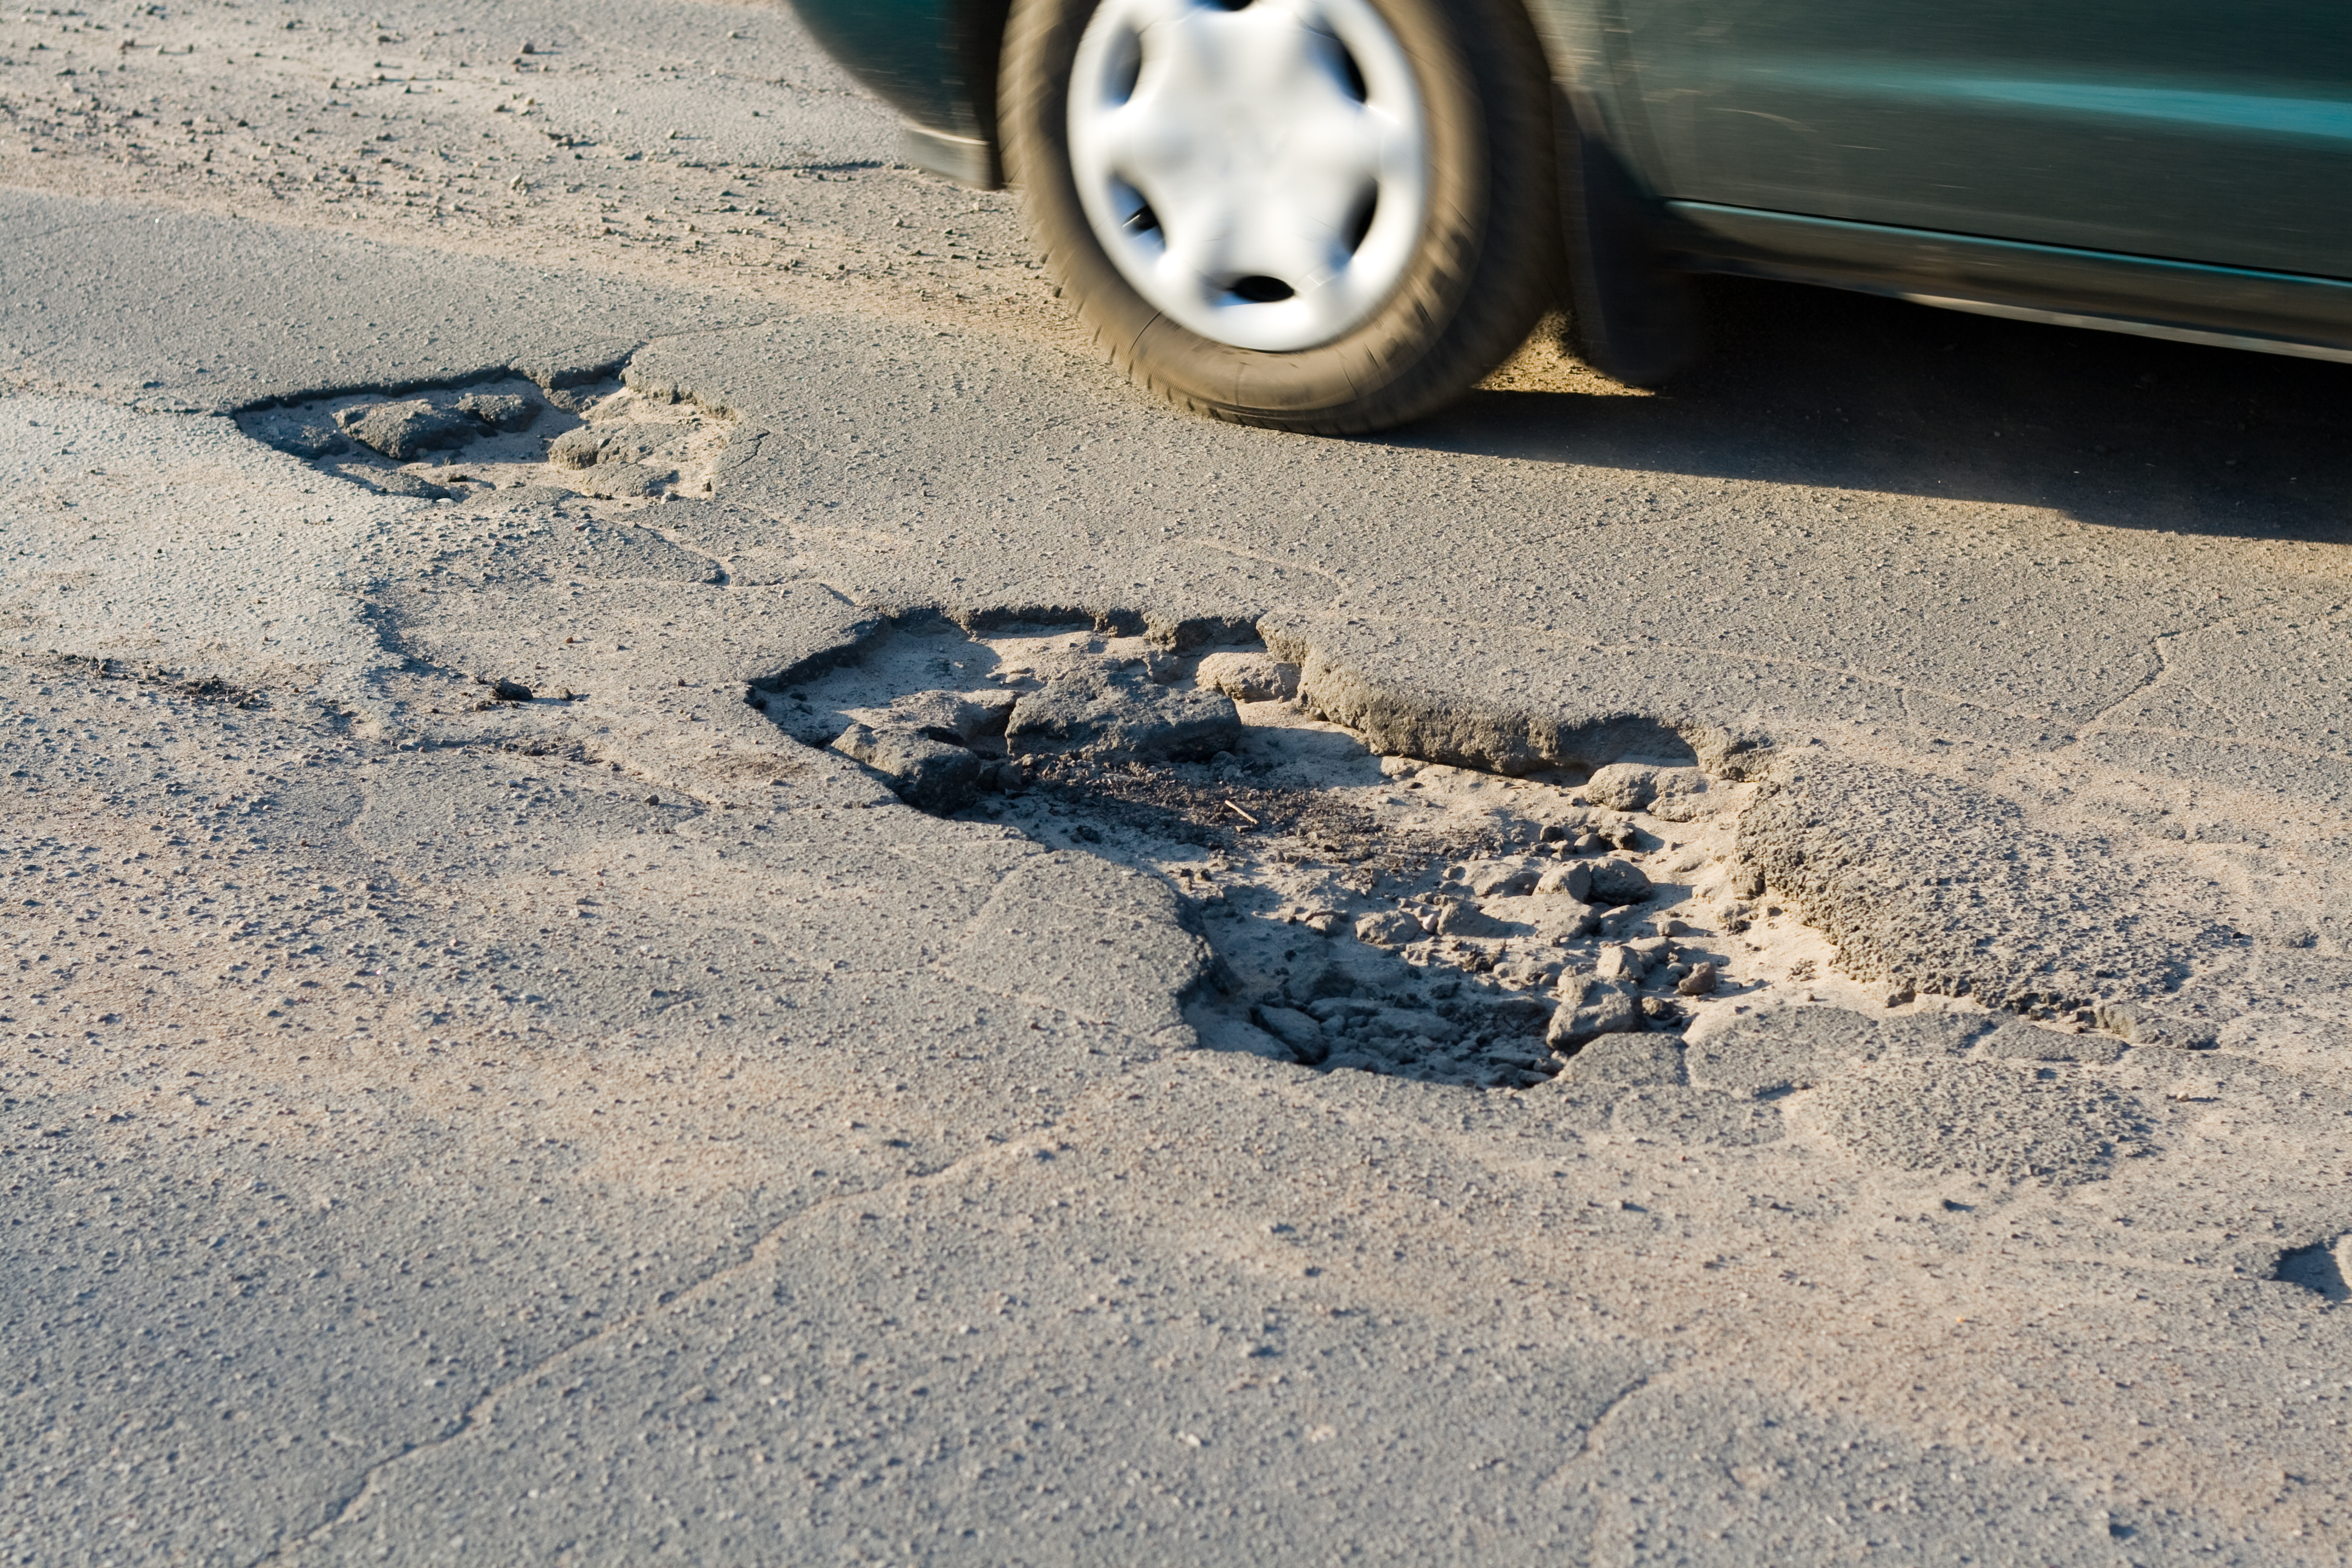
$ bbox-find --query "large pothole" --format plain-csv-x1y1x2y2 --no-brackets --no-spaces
754,615,1910,1088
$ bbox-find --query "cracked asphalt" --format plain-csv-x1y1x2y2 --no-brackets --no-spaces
4,2,2351,1563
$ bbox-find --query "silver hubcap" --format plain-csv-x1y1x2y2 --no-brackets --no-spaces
1067,0,1430,353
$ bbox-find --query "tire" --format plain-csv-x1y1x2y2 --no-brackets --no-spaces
1001,0,1559,434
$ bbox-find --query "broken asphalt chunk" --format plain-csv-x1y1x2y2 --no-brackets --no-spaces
239,411,348,459
1428,897,1509,938
1586,857,1655,906
1594,943,1646,984
883,689,1016,743
456,391,539,431
1005,671,1241,762
1676,960,1720,996
356,467,452,500
548,426,606,468
1354,909,1425,947
1195,650,1300,703
338,398,477,460
831,721,982,813
1547,975,1642,1052
1535,861,1594,900
1585,762,1709,812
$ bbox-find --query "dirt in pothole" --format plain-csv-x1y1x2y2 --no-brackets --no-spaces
756,617,1919,1089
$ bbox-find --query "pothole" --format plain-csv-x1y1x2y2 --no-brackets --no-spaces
234,372,734,506
754,615,1938,1089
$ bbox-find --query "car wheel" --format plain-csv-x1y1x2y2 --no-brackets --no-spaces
1002,0,1558,434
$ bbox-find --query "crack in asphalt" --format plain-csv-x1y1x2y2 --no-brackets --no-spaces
2073,625,2184,735
2050,595,2352,767
1534,1369,1661,1495
242,1137,1030,1564
1194,537,1355,595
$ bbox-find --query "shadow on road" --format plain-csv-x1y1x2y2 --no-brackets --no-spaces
1394,277,2352,543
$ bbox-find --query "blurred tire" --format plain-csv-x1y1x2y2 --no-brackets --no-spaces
1002,0,1558,433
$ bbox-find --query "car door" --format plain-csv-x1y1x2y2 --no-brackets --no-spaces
1613,0,2352,279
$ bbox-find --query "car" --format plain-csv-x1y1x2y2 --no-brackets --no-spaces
786,0,2352,433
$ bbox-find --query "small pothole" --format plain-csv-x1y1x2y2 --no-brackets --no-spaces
756,616,1893,1089
235,374,733,506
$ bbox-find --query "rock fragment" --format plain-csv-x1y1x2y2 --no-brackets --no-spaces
1126,648,1183,684
477,676,533,702
357,468,452,500
339,399,477,460
1676,961,1719,996
547,426,606,468
1594,944,1646,984
1468,862,1540,898
1354,909,1425,947
241,411,348,459
1195,650,1300,703
1584,762,1708,812
1535,861,1593,901
1005,672,1241,762
1428,897,1508,938
1593,818,1648,852
1547,975,1641,1051
456,391,539,431
881,689,1015,743
831,721,982,813
1586,857,1655,905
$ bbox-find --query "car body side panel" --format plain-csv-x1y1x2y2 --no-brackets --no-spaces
1521,0,1629,140
785,0,1001,143
1670,201,2352,354
1607,0,2352,279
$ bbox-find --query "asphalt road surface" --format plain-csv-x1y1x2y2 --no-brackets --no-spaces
4,3,2350,1563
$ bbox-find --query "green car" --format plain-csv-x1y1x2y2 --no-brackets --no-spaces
788,0,2352,432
